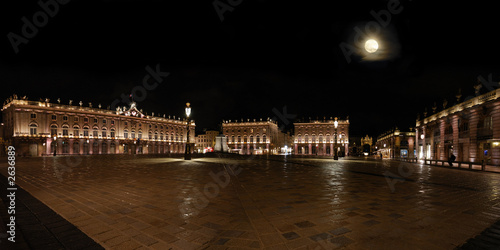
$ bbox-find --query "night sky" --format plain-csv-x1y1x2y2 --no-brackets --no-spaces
1,0,499,137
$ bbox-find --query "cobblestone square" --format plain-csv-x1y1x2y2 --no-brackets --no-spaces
2,154,500,249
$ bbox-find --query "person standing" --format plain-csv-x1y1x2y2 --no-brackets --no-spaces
448,153,456,167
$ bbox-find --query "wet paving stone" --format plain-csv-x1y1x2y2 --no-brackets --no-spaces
282,231,300,240
329,227,352,236
3,155,500,248
294,221,316,228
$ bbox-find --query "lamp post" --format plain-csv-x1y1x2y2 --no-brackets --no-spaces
334,117,338,160
184,102,192,160
53,136,57,156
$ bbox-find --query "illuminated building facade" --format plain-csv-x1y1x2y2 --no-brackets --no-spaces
1,95,195,156
293,117,349,156
375,128,415,159
195,130,218,153
416,88,500,165
222,119,281,154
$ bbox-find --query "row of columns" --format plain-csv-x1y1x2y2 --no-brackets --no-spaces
293,143,348,156
231,143,270,154
44,138,188,155
417,104,500,165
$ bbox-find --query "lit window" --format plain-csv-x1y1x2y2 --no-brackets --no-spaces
29,124,37,135
73,126,79,137
50,125,57,136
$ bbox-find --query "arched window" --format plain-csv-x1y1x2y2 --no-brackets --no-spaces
29,123,38,135
101,127,107,138
73,141,79,154
459,119,469,133
131,130,136,139
250,135,253,143
83,126,89,137
110,127,116,138
155,131,158,140
478,115,493,137
484,115,493,130
124,129,129,139
92,125,99,137
50,124,58,136
62,124,69,136
73,125,80,137
138,130,142,139
263,135,267,143
149,131,153,140
445,124,453,135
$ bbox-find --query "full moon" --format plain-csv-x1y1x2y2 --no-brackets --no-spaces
364,39,378,53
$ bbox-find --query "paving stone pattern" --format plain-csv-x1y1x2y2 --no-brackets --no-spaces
1,155,500,249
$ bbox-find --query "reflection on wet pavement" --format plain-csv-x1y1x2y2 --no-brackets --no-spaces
2,155,500,249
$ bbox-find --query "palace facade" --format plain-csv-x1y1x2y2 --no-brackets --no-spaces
416,88,500,165
195,130,218,153
375,128,415,159
293,117,349,156
1,95,195,156
222,119,282,154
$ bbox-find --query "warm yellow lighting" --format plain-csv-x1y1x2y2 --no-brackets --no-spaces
365,39,378,53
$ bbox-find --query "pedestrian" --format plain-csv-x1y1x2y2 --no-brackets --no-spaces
380,152,383,160
448,153,456,167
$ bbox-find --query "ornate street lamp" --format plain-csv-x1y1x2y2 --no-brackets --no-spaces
184,102,192,160
53,136,57,156
334,117,338,160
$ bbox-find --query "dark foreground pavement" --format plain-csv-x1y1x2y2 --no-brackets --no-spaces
1,154,500,249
